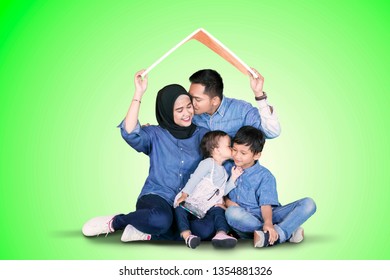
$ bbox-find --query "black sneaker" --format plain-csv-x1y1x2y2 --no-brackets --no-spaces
185,235,201,249
254,231,279,247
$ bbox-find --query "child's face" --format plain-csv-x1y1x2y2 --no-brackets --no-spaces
173,95,194,127
216,135,232,160
232,143,260,169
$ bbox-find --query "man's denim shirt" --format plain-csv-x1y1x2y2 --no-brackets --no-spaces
192,96,262,138
225,160,280,219
119,121,208,206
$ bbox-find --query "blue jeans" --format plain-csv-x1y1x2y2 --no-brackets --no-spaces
112,194,217,241
225,197,316,242
175,206,229,239
112,194,173,236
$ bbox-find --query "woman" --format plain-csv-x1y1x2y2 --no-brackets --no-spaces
82,70,214,242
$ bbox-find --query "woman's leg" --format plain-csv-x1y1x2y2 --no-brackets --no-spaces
112,194,174,235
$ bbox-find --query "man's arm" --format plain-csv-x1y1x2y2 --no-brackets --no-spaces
249,68,281,139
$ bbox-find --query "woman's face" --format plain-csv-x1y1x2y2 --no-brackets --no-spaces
173,94,194,127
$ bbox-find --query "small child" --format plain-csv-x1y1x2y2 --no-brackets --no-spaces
224,126,317,247
173,130,243,249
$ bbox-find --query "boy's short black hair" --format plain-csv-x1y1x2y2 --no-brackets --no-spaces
200,130,228,158
189,69,223,100
233,126,265,154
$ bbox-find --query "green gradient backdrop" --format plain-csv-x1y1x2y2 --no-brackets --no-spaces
1,0,389,260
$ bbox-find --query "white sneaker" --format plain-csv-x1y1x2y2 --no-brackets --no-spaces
289,227,304,243
121,224,151,242
82,215,115,237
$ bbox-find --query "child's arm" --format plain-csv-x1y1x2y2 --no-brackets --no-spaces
181,158,213,195
174,192,189,208
261,205,279,245
224,166,244,194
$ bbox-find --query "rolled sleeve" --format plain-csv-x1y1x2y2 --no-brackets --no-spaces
118,120,152,154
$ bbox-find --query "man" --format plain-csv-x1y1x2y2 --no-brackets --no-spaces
188,68,280,138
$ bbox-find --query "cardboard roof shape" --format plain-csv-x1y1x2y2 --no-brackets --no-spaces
141,28,258,79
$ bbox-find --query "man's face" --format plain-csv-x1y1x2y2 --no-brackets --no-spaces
188,83,215,115
232,143,260,169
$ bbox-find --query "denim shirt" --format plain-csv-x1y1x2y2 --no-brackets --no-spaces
192,96,262,138
225,160,280,219
119,121,208,206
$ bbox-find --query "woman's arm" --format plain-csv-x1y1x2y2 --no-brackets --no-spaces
124,70,148,134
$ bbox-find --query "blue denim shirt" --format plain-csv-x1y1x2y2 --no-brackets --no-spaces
225,160,280,219
119,121,209,206
192,96,262,138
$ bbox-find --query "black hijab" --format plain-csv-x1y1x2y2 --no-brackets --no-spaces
155,84,196,139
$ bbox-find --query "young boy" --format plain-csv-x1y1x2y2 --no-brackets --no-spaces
224,126,316,247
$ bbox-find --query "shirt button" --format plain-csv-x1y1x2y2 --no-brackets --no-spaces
179,174,182,177
181,161,184,163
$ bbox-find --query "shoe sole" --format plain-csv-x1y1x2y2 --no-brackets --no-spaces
187,237,201,249
212,238,237,248
290,228,304,243
253,231,265,247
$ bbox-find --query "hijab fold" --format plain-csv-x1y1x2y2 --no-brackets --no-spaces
155,84,196,139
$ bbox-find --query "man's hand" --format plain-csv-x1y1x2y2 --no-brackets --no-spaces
249,67,265,97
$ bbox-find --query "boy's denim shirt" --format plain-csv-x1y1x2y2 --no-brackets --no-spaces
226,160,280,219
192,96,262,138
119,121,208,206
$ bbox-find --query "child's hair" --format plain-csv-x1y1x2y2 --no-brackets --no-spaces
233,126,265,154
200,130,229,158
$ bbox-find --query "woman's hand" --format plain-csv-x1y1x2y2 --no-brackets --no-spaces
134,69,148,98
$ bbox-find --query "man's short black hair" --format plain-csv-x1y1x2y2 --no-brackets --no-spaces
189,69,223,100
233,126,265,154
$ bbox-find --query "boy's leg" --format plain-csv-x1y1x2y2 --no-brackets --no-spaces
271,197,316,243
225,206,262,239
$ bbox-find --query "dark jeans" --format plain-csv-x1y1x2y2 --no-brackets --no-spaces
112,194,173,236
111,194,220,241
175,206,229,239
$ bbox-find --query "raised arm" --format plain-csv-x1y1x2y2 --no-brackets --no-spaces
249,67,281,139
124,70,148,134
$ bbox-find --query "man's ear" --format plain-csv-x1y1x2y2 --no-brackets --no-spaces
254,152,261,160
211,96,220,106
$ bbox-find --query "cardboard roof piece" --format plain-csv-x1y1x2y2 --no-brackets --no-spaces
141,28,258,79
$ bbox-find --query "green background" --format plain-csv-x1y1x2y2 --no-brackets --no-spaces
1,0,389,260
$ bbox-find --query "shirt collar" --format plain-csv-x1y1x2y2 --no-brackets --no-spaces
243,160,261,175
213,95,227,117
